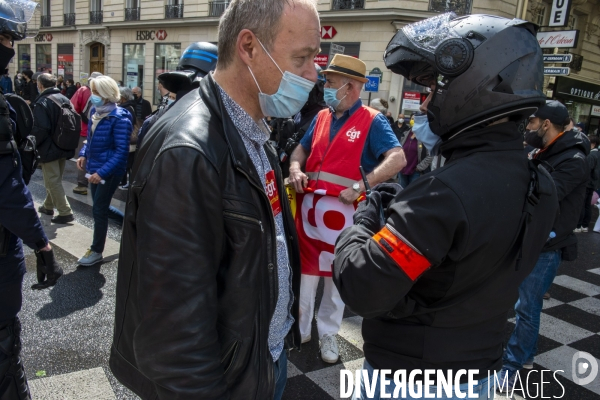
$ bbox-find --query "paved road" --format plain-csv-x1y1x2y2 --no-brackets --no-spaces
18,160,600,399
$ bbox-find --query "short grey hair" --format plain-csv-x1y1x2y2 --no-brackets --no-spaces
119,86,134,101
38,73,57,89
217,0,318,69
90,76,121,104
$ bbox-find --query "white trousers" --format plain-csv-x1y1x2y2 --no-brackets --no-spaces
299,274,345,340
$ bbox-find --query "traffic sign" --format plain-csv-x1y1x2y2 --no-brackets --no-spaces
543,54,573,63
365,76,379,92
369,67,383,83
544,67,570,76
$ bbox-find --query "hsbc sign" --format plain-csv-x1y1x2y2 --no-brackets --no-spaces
136,30,168,41
321,26,337,39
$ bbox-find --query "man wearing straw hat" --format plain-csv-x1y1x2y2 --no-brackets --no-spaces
288,54,406,363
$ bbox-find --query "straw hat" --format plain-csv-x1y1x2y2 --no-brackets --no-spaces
322,54,368,83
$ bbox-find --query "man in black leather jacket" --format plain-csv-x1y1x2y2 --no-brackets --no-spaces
109,0,321,398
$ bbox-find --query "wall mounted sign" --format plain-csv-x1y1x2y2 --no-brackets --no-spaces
136,30,168,41
544,67,570,75
321,26,337,39
537,30,579,48
555,77,600,105
549,0,572,27
543,54,573,63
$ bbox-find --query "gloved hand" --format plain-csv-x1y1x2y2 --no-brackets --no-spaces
353,191,385,233
32,249,63,290
373,183,403,210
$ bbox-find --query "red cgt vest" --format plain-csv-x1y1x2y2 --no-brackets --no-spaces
296,106,379,276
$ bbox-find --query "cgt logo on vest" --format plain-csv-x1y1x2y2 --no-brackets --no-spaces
346,127,361,143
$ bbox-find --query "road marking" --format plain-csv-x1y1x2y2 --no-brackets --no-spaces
35,203,120,259
28,367,115,399
553,275,600,297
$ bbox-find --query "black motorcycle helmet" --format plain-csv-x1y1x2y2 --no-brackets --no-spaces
158,42,218,93
384,13,545,139
0,0,40,41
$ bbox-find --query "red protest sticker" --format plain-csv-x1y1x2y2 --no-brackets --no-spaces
265,170,281,217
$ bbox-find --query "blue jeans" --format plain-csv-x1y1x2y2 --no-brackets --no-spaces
273,349,288,400
503,250,561,371
353,360,493,399
398,172,420,188
89,174,123,253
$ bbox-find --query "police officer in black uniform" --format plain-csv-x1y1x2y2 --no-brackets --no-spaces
332,13,559,398
0,1,62,398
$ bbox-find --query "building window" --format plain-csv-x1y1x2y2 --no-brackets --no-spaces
123,44,146,89
90,0,103,24
532,6,546,26
36,44,52,73
154,43,181,104
165,0,184,19
17,44,31,71
125,0,140,21
428,0,472,15
209,0,230,17
332,0,364,10
57,44,74,80
41,0,51,27
64,0,75,25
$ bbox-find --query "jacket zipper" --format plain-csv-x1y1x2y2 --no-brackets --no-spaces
223,211,263,232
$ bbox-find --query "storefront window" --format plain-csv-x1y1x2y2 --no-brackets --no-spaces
57,44,74,80
17,44,31,72
154,43,181,104
123,44,145,90
36,44,52,73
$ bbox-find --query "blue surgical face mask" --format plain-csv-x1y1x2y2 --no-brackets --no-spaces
323,83,348,110
90,94,104,107
247,38,315,118
167,98,175,106
412,114,442,155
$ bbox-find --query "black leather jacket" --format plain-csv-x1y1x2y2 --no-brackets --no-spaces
110,74,301,400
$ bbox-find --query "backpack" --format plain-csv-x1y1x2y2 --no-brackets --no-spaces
47,94,82,150
4,93,33,146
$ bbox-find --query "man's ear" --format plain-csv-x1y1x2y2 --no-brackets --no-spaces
237,29,259,67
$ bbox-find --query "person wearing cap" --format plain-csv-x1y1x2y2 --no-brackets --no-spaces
288,54,405,364
71,71,103,195
500,101,590,387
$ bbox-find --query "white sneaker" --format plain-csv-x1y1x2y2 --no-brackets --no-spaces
581,227,589,233
320,334,339,363
301,334,311,344
574,227,582,233
78,249,103,266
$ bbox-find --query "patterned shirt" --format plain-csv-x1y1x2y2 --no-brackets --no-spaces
218,85,294,362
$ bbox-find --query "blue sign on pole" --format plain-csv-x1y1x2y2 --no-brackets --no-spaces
365,76,379,92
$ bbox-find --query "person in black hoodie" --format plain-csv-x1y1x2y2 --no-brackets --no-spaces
333,13,558,398
501,101,589,388
21,69,37,105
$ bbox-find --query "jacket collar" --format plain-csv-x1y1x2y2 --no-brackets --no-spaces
199,73,263,186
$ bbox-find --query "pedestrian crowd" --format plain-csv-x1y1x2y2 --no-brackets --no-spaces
2,1,600,400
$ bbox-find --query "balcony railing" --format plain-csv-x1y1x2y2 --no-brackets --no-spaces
125,7,141,21
165,4,184,19
209,1,229,17
41,15,51,27
428,0,472,15
90,10,103,24
332,0,364,9
569,54,583,72
63,13,75,26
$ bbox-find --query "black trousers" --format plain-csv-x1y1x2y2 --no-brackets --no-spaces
578,187,595,228
120,151,136,186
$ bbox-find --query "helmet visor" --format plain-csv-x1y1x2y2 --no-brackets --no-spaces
402,12,460,52
0,0,40,39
